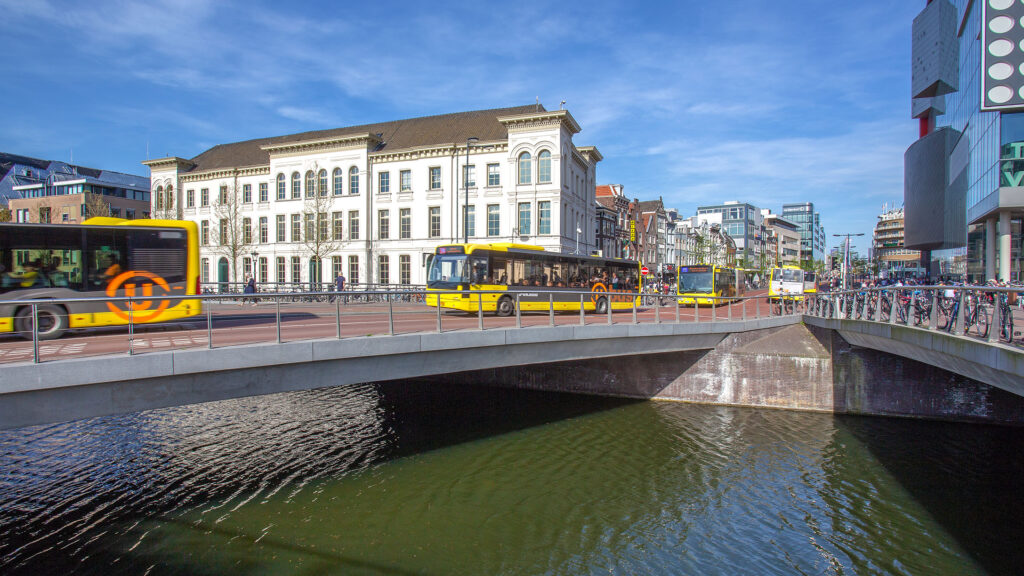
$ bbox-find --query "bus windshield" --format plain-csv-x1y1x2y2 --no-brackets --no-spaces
773,269,802,282
427,254,470,288
678,271,713,293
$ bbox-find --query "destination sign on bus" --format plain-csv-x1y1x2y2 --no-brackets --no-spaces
436,246,465,255
679,266,711,273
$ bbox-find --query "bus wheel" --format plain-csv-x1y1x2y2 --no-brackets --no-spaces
496,296,514,317
15,304,67,341
595,297,609,314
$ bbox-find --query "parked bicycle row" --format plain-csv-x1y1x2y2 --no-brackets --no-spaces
807,285,1022,346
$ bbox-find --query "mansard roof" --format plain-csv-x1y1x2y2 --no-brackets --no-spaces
187,104,544,173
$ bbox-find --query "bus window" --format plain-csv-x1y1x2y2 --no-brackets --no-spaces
470,257,489,284
1,226,83,292
490,255,509,285
86,229,128,290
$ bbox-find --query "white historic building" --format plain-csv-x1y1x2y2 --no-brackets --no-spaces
142,105,602,287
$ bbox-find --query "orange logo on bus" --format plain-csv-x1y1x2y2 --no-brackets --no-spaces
105,270,173,322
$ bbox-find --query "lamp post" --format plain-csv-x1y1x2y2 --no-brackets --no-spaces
833,233,863,289
576,222,581,255
251,250,259,283
464,137,478,244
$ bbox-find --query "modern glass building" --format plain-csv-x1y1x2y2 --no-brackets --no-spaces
781,202,825,265
907,0,1023,281
696,201,764,264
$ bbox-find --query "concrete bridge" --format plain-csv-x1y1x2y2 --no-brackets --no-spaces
3,303,1024,430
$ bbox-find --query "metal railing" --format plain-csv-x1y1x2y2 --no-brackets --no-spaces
806,286,1023,349
0,289,805,364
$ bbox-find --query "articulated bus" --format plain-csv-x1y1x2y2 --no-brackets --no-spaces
676,265,745,305
0,218,201,340
768,265,804,301
425,243,641,315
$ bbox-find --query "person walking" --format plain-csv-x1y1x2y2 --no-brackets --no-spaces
242,275,257,306
333,272,346,303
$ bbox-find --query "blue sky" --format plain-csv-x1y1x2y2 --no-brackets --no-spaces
0,0,923,255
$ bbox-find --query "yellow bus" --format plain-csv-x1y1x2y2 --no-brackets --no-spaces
768,265,804,301
676,265,745,305
425,243,640,315
0,218,202,340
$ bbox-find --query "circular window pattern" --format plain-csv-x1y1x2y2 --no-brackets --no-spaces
990,38,1014,57
989,0,1012,10
991,15,1015,33
991,62,1014,80
989,85,1014,103
1018,85,1024,100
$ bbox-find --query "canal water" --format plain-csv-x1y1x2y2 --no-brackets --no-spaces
2,381,1023,575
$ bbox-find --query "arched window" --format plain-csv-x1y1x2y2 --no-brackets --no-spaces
538,150,551,183
333,168,344,195
166,184,174,210
318,169,328,196
518,152,532,185
349,167,359,195
155,185,164,209
277,173,286,200
291,172,301,199
305,170,315,197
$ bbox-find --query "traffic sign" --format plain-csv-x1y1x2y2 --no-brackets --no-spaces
640,266,650,275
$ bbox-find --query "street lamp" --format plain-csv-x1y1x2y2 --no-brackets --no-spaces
576,223,582,255
833,233,863,289
464,136,478,244
251,250,259,282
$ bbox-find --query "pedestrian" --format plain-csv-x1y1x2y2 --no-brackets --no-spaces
242,275,256,306
333,271,346,303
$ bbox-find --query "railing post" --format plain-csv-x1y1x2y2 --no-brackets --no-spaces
755,296,760,319
711,297,716,322
872,290,881,322
632,293,638,324
31,302,39,364
276,297,282,343
676,297,680,323
954,290,966,336
728,296,733,320
127,295,134,356
336,295,342,339
988,293,1000,344
389,294,396,335
207,298,213,349
929,288,939,330
549,292,554,327
655,295,660,324
607,292,613,325
909,291,918,326
479,291,485,331
693,298,699,323
579,293,585,326
742,295,747,322
437,293,444,333
516,293,522,329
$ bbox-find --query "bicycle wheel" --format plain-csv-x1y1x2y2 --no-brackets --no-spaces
974,304,990,338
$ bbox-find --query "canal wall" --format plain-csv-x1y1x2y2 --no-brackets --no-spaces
431,323,1024,425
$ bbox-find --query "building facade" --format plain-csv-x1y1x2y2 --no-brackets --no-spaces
1,152,150,222
906,0,1024,281
143,106,601,286
872,207,923,278
763,212,801,267
781,202,825,266
696,201,765,266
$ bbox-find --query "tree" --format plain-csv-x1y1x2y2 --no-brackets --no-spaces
211,180,253,284
83,193,111,220
301,177,342,287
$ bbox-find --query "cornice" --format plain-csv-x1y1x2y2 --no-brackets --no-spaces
576,145,603,163
261,133,382,157
497,109,581,135
141,157,196,172
179,165,271,184
370,141,507,164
